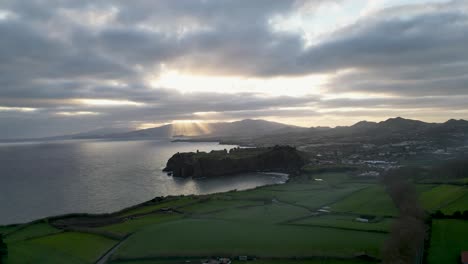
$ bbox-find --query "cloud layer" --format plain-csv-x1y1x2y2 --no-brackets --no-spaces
0,0,467,138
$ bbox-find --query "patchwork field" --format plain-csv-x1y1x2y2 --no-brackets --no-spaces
2,169,465,264
290,214,392,232
113,218,386,259
329,186,397,216
5,231,118,263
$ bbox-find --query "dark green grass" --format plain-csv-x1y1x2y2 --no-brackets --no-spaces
119,197,196,217
113,218,386,259
329,186,397,216
427,219,468,264
0,225,19,236
204,202,311,223
6,231,118,264
4,222,62,242
419,185,467,211
441,192,468,214
291,214,392,232
96,213,182,236
290,185,368,210
181,198,265,214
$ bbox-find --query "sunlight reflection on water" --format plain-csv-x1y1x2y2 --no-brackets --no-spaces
0,139,287,224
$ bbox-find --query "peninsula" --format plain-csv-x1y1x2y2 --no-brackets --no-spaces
163,145,307,178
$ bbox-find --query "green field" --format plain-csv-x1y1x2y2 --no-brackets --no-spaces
418,185,467,211
96,213,182,236
113,218,386,260
119,196,197,217
205,202,312,223
427,219,468,264
2,169,465,263
5,231,118,263
290,214,392,232
4,222,61,242
440,192,468,214
181,198,265,214
329,186,397,216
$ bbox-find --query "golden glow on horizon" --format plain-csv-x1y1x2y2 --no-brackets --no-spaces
148,68,327,96
55,111,100,116
74,99,145,107
137,120,215,136
171,121,212,136
0,106,37,112
136,122,167,130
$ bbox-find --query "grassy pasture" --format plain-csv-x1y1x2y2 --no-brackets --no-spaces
181,198,265,214
290,214,392,232
113,218,386,260
0,225,19,236
427,219,468,264
290,185,367,210
96,213,182,236
330,186,397,216
204,202,311,224
419,185,467,211
6,240,86,264
440,192,468,214
119,196,196,217
4,222,61,242
5,231,118,264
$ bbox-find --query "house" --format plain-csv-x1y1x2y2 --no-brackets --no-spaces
461,251,468,264
355,217,370,223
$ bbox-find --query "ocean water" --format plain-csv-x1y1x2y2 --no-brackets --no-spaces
0,139,287,225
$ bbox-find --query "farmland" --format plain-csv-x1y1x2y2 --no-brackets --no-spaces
1,167,466,264
5,231,118,263
418,185,467,212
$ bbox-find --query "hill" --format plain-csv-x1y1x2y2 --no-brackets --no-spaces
225,117,468,147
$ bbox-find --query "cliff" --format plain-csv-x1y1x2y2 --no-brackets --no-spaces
163,146,307,178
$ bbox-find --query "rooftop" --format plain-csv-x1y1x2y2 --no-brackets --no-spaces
462,251,468,263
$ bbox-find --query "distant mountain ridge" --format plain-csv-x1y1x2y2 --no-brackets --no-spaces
243,117,468,146
72,119,307,140
2,117,467,145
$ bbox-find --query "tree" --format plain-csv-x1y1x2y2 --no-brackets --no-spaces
381,169,427,264
433,210,444,218
0,234,7,263
463,210,468,219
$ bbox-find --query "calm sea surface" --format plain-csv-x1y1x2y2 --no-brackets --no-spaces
0,139,287,225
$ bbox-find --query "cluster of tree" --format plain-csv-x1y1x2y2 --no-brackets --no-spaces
393,157,468,182
0,234,7,263
432,210,468,219
381,169,427,264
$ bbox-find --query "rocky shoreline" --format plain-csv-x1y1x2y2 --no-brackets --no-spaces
163,145,307,178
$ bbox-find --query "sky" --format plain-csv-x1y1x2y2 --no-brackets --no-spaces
0,0,467,138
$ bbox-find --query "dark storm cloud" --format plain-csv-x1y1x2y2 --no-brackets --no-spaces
0,0,467,138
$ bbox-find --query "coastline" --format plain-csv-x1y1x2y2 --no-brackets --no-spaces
0,171,289,227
